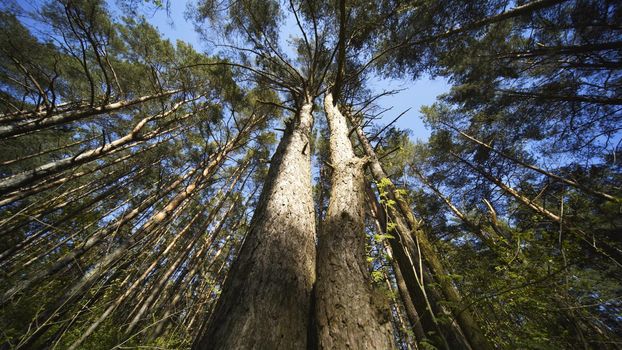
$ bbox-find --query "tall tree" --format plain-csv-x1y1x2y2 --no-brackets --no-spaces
1,0,621,349
193,94,317,349
314,92,394,349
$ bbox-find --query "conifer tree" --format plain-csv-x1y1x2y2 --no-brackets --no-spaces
1,1,620,349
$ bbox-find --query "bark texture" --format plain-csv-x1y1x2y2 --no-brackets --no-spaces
314,93,394,349
192,98,317,350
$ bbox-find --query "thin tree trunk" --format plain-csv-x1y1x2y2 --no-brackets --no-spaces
353,122,493,350
151,188,256,341
0,98,194,196
412,168,510,249
0,130,180,207
447,124,618,202
149,219,241,341
10,256,127,350
0,160,139,237
124,166,249,336
383,269,415,350
0,89,180,139
356,125,459,349
370,183,457,350
0,177,127,265
368,185,427,344
0,135,96,166
0,161,199,304
66,203,212,350
1,123,249,305
453,152,622,267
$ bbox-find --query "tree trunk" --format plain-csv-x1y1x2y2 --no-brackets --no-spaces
192,96,317,349
0,98,193,196
0,89,180,139
354,122,493,350
0,133,177,207
367,184,427,344
67,170,243,350
1,123,248,305
314,93,394,349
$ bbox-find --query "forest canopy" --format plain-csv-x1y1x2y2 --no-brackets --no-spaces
0,0,620,349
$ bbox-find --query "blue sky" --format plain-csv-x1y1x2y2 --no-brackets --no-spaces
133,2,450,142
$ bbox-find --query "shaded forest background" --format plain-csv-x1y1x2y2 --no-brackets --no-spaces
0,0,620,349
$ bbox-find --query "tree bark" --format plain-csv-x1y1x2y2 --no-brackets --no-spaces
192,96,317,349
314,93,394,349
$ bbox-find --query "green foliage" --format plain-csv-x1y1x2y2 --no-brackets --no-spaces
1,1,621,349
419,338,439,350
374,233,395,242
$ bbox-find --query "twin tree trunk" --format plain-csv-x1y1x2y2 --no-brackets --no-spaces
193,93,395,349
